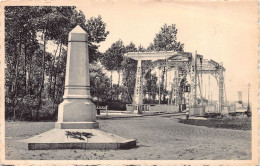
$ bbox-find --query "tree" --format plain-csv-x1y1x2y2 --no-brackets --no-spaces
101,40,125,100
138,44,146,52
29,6,81,120
5,6,109,120
5,6,41,119
143,71,158,103
146,43,155,52
121,42,138,102
89,62,111,102
151,23,184,103
153,24,184,52
85,15,109,63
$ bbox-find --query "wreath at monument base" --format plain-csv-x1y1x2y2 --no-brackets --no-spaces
65,131,93,141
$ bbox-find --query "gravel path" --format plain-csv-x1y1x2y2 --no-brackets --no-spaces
5,116,251,160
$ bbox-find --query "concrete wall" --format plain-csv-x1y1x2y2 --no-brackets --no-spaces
205,105,216,113
189,107,204,116
222,106,229,115
228,105,236,113
222,105,236,115
126,104,179,113
149,105,179,113
126,104,133,112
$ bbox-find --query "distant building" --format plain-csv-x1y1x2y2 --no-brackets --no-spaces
236,91,243,108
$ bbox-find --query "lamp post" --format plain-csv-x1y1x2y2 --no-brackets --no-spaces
247,83,251,112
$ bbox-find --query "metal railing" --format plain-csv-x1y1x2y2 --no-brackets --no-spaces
126,104,180,113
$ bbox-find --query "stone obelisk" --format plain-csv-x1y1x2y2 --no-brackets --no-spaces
55,25,99,129
24,25,136,150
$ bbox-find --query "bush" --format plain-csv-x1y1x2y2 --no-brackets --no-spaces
143,98,158,104
92,100,107,107
107,101,127,110
5,94,58,121
92,100,127,110
178,117,251,130
11,95,37,121
39,98,57,121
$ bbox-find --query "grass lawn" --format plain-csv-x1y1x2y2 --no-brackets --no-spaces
178,116,251,130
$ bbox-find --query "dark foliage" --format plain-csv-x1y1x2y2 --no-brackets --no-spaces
178,117,251,130
5,6,109,121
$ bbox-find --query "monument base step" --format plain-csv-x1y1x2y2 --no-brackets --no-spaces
20,129,136,150
55,122,99,129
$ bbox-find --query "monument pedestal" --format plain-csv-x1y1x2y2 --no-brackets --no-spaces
22,129,136,150
55,98,99,129
22,25,136,150
55,122,99,129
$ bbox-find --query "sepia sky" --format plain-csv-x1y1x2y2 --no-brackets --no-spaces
77,1,258,102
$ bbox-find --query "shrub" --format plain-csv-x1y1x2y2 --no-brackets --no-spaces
39,98,57,121
178,117,251,130
107,101,127,110
92,100,127,110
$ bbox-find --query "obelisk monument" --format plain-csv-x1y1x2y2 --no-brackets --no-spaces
24,25,136,150
55,25,99,129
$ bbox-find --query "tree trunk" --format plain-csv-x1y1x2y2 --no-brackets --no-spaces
110,70,113,88
126,81,132,102
49,43,60,96
53,43,62,100
12,35,21,120
48,73,52,95
124,70,132,103
118,70,120,87
117,70,120,100
126,88,131,102
36,33,46,120
28,50,32,96
165,67,168,103
161,66,166,103
28,52,33,119
23,44,27,94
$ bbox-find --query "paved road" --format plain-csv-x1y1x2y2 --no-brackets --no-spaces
5,116,251,160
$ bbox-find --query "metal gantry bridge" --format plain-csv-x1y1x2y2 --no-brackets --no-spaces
124,51,226,115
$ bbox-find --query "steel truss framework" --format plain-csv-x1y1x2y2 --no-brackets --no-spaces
124,51,225,113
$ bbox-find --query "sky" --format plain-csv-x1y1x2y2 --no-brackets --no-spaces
75,0,258,103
